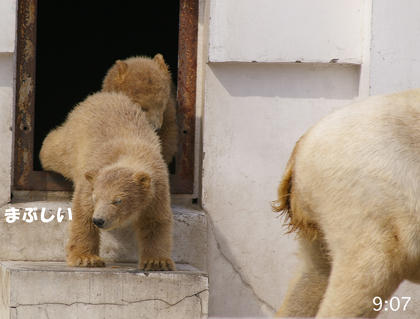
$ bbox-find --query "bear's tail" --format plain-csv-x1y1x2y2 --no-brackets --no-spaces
272,145,318,240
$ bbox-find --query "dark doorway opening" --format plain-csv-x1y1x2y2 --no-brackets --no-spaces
15,0,198,194
33,1,180,171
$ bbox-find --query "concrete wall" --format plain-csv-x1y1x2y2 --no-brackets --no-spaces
208,0,365,64
0,0,16,207
201,0,420,317
202,63,359,317
202,0,368,316
370,0,420,95
368,1,420,317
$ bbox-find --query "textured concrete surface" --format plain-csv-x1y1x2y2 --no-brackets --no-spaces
0,201,207,271
0,261,208,319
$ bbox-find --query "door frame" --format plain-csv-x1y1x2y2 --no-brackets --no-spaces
14,0,198,194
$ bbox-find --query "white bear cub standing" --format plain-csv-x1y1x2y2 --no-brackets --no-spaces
273,88,420,318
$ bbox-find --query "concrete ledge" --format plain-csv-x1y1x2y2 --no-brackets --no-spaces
0,201,207,271
0,261,208,319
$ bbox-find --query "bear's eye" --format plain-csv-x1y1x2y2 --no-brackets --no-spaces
113,198,122,205
92,195,97,204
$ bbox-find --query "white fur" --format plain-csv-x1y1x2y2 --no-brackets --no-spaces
275,88,420,318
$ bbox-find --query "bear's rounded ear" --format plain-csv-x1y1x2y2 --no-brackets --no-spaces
153,54,168,71
134,172,151,188
115,60,128,83
85,170,98,184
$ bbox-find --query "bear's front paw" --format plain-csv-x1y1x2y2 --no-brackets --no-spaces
139,258,176,271
67,254,105,267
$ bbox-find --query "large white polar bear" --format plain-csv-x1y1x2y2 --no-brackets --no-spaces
273,88,420,318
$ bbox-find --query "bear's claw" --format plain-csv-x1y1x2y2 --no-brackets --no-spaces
139,258,176,271
67,254,106,267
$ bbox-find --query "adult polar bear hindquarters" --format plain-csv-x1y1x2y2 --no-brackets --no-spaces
274,88,420,318
39,92,175,271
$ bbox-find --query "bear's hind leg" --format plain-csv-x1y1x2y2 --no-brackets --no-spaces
66,185,105,267
276,234,331,317
316,243,404,318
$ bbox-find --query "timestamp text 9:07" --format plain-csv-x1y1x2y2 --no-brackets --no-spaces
373,296,411,312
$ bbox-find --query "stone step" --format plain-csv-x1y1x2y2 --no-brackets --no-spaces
0,261,208,319
0,200,207,271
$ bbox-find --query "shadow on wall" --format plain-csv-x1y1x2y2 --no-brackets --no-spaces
0,53,14,87
209,62,361,100
206,214,283,318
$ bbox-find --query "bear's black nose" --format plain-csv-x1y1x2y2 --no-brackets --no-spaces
92,218,105,228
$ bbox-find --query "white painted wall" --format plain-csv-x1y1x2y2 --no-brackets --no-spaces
201,0,420,317
369,1,420,318
0,0,17,207
208,0,365,64
0,0,17,53
203,63,359,317
202,0,367,316
370,0,420,96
